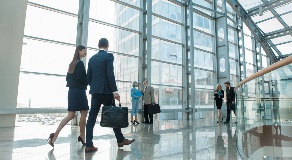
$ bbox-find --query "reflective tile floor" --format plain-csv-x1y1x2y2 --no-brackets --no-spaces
0,113,241,160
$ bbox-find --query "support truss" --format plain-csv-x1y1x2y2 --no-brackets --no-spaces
226,0,279,63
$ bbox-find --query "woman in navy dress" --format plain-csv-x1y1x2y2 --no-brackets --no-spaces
214,84,224,123
48,45,89,147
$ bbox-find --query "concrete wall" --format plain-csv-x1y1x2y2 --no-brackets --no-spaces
0,0,27,127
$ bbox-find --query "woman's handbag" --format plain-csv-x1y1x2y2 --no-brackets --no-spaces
100,101,129,128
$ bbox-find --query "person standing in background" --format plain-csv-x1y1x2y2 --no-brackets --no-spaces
47,45,89,147
224,81,236,124
214,84,224,123
131,81,142,125
142,80,155,124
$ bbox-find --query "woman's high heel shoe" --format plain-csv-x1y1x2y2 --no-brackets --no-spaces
134,120,140,124
47,133,54,147
78,136,86,145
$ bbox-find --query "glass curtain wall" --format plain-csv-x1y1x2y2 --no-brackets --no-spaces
17,0,79,109
152,1,183,111
18,0,269,113
193,0,216,109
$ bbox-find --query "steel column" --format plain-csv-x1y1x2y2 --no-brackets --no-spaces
138,0,147,122
188,0,196,117
182,2,189,120
215,0,230,85
146,0,152,84
237,17,247,96
72,0,90,126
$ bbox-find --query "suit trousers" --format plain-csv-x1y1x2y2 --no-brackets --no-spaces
86,94,125,147
144,104,153,123
226,102,236,122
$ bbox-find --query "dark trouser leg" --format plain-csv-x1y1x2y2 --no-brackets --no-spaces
226,103,231,122
149,114,153,123
144,104,149,122
113,128,125,143
86,94,101,147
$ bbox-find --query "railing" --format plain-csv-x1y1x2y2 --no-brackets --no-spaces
235,56,292,159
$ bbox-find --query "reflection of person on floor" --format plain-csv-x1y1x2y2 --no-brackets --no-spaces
141,125,160,159
47,149,56,160
272,88,281,124
215,124,226,160
226,124,237,159
115,149,132,160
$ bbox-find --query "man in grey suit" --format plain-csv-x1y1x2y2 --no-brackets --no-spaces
142,80,155,124
85,38,135,153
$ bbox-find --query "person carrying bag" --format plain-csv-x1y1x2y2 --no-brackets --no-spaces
100,100,129,128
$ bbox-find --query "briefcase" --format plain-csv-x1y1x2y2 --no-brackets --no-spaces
100,101,129,128
147,103,161,114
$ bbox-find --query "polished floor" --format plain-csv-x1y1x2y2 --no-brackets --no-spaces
0,112,241,160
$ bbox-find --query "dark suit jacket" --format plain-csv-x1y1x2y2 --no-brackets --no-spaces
87,50,118,94
226,87,235,103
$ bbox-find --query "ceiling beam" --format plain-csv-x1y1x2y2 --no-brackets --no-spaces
264,26,292,39
226,0,278,63
261,0,292,57
247,0,292,17
255,10,292,24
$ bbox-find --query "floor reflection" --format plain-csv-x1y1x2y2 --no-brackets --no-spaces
0,112,241,160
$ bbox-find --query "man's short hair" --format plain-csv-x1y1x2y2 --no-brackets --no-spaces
224,81,230,85
98,38,109,48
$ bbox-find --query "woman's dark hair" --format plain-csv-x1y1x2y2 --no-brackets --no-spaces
98,38,109,48
68,45,86,73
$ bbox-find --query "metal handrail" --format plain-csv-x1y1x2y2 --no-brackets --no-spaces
235,56,292,90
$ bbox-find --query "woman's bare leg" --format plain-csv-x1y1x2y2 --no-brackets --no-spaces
52,111,76,143
79,110,88,140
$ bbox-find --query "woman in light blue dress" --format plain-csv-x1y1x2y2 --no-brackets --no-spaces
131,81,142,125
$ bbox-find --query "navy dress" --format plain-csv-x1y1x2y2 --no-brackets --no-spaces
66,61,89,111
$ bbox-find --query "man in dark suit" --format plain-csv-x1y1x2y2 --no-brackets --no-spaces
85,38,135,153
224,81,236,124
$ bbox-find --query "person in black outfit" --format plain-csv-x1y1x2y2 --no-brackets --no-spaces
85,38,135,153
214,84,224,123
47,45,89,147
224,81,236,124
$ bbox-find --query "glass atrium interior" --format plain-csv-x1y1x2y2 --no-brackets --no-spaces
0,0,292,159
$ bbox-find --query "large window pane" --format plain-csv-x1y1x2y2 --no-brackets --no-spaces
153,1,183,23
115,56,139,82
195,70,214,87
24,5,77,44
90,1,140,31
21,39,75,75
152,40,183,64
194,50,214,70
153,18,182,42
152,85,183,109
193,31,214,52
152,62,182,86
195,90,214,108
29,0,79,13
17,73,68,108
